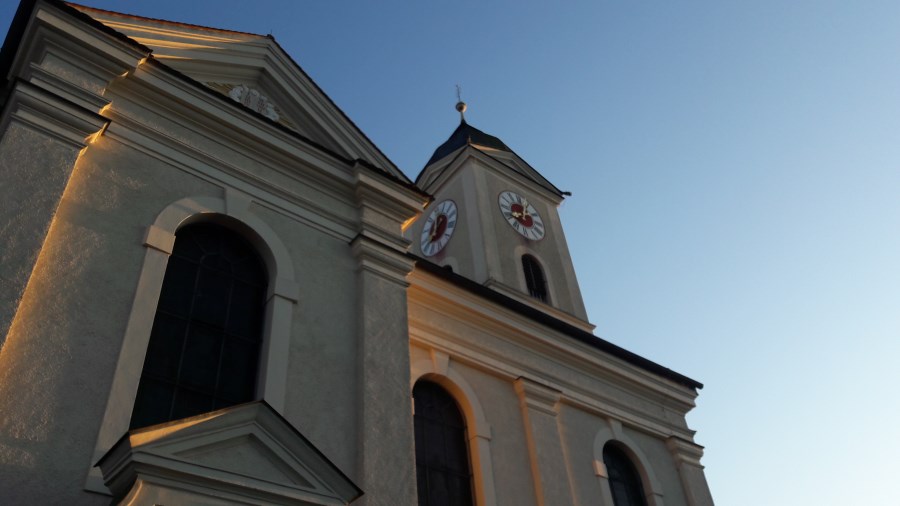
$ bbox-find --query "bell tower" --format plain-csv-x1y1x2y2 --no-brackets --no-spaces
412,103,591,329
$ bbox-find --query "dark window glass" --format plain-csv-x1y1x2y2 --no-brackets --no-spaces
522,254,548,302
603,444,648,506
413,381,474,506
130,223,267,429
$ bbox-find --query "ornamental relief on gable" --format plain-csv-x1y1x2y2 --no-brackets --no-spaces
206,82,296,129
228,84,278,120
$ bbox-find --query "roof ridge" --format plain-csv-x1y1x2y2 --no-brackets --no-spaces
65,2,268,38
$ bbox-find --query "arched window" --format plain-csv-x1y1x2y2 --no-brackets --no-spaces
413,381,474,506
603,443,648,506
130,222,268,429
522,254,548,302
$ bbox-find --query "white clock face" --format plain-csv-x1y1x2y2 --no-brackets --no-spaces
420,200,458,257
498,191,545,241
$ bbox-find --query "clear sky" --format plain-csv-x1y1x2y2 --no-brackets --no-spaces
3,1,898,504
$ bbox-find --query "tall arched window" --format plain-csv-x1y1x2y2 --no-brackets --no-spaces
603,443,648,506
522,254,548,302
130,222,268,429
413,381,474,506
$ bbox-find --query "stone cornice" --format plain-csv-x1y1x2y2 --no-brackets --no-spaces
101,114,359,243
0,79,108,148
410,269,698,399
354,165,427,254
407,270,701,439
351,235,416,287
666,436,706,468
8,1,147,111
483,277,595,333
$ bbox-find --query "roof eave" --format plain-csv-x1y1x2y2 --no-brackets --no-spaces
411,254,704,391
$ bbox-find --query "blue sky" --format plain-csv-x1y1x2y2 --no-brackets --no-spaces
3,1,898,504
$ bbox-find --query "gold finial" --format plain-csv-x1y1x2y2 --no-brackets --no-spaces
455,84,467,122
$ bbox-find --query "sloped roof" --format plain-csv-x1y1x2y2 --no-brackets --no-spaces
425,119,512,166
419,119,566,197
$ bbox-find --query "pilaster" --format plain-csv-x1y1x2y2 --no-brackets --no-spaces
0,81,108,347
0,0,146,348
351,164,424,506
666,437,715,506
514,377,576,506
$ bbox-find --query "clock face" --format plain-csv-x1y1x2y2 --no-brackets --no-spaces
420,200,458,257
498,191,545,241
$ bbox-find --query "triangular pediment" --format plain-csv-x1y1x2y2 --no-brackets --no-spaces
97,401,361,506
68,4,407,182
172,432,315,488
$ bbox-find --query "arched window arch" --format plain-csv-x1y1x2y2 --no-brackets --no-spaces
130,222,268,429
413,380,475,506
521,254,548,302
603,443,648,506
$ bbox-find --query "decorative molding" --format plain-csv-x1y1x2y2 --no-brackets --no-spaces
25,63,111,112
350,235,416,287
225,186,253,216
80,7,406,179
514,376,562,417
410,355,498,506
0,80,108,149
593,419,666,506
354,165,425,253
227,84,280,121
12,4,147,114
409,313,696,441
270,276,300,303
408,270,699,421
97,401,361,505
207,81,298,131
430,349,450,377
483,276,594,334
666,436,705,468
141,225,175,254
513,376,575,505
665,436,714,506
86,195,298,495
100,110,359,243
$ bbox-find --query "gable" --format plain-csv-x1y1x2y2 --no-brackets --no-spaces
417,122,564,198
417,144,564,205
68,4,408,182
97,401,362,505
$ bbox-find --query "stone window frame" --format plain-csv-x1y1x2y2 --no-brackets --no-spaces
513,245,555,305
521,254,549,302
85,192,299,494
411,351,499,506
593,420,666,506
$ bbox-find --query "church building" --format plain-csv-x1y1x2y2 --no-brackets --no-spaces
0,1,715,505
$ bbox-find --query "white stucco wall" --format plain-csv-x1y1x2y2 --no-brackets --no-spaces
408,268,712,506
